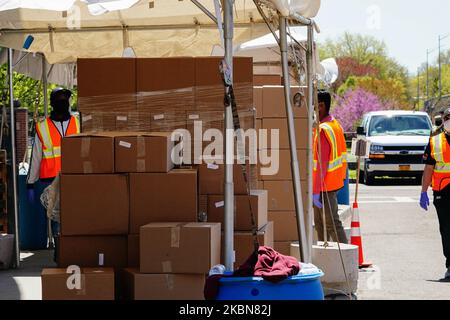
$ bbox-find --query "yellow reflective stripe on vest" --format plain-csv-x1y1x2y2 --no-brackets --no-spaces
434,163,450,173
432,134,445,163
37,120,54,154
321,123,338,161
328,156,344,172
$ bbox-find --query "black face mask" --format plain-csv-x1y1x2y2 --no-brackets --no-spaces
52,100,70,114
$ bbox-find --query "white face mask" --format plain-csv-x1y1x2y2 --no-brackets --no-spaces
444,120,450,134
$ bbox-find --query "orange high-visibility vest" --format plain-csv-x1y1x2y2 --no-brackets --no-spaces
35,116,80,179
313,118,347,192
430,132,450,191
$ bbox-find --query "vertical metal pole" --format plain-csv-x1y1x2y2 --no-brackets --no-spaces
426,50,429,101
42,54,49,117
223,0,235,271
417,68,420,110
8,48,20,268
305,24,314,263
279,16,307,262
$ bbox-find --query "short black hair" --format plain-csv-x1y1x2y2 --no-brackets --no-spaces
318,90,332,114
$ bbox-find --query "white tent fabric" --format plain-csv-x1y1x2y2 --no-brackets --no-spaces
0,48,76,87
0,0,272,64
269,0,321,18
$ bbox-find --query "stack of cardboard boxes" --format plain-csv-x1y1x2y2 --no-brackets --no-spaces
254,85,309,256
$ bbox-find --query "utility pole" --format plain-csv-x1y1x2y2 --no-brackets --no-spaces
426,49,429,100
417,68,420,111
439,35,442,97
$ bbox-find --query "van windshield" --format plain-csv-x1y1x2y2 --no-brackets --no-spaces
368,115,432,137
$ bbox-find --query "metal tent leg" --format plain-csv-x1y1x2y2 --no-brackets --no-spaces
8,48,20,268
279,17,308,262
223,0,235,271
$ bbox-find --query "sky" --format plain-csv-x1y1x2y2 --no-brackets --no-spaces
312,0,450,74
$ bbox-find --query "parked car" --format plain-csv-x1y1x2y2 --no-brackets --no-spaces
357,110,432,185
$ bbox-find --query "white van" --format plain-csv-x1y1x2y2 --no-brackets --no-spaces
358,111,432,185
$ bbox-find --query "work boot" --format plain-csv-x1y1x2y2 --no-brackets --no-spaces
445,268,450,279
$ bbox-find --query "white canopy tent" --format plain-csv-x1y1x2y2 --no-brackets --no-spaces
1,0,322,272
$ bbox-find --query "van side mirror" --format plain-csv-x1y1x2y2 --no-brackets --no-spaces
356,126,365,135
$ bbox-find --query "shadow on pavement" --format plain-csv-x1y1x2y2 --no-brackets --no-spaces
426,278,450,283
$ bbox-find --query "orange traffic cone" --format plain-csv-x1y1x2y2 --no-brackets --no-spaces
350,202,372,268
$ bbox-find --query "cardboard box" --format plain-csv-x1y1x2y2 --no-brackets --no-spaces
253,86,263,119
268,211,298,241
261,118,308,149
123,268,205,300
199,163,249,195
78,58,136,98
60,174,129,236
262,86,307,118
232,221,274,267
41,268,115,300
128,234,139,268
80,112,117,133
253,74,282,86
115,132,174,173
140,222,221,274
59,236,128,268
258,149,308,181
129,169,198,233
274,241,293,256
137,58,196,92
263,180,307,212
61,133,115,174
149,111,187,132
207,190,268,231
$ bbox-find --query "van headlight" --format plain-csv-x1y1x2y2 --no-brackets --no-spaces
370,144,384,154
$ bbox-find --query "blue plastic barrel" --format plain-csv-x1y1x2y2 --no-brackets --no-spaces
18,174,48,250
337,167,350,205
216,271,324,300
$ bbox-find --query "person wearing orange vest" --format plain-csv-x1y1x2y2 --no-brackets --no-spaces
27,87,79,260
313,91,348,243
420,107,450,279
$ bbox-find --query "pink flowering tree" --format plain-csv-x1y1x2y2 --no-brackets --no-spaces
332,88,388,132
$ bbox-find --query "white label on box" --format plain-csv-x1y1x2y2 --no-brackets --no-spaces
119,141,132,148
215,201,224,208
82,115,92,122
98,253,104,266
189,114,199,120
207,163,219,170
116,116,128,121
154,114,165,120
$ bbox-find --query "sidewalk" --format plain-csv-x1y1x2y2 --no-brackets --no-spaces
0,250,55,300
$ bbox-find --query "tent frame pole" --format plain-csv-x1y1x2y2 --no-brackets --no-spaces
279,16,308,262
8,48,20,268
42,54,48,117
306,24,314,263
223,0,234,272
190,0,218,25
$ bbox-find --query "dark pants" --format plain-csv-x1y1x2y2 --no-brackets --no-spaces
314,191,348,244
433,189,450,269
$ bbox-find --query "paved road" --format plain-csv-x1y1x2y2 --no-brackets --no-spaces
353,179,450,300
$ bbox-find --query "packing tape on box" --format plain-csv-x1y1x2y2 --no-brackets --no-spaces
80,137,91,158
165,274,175,291
98,253,104,266
136,159,146,172
171,226,181,248
137,136,146,158
162,261,172,273
82,114,92,123
83,161,93,174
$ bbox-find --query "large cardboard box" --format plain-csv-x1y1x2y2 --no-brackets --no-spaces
274,241,293,256
253,75,282,86
232,221,274,267
263,180,307,212
41,268,115,300
59,236,128,268
253,86,263,119
261,118,308,149
207,190,268,231
268,211,298,241
140,222,221,274
262,86,307,118
129,169,198,233
128,234,140,268
199,163,249,195
60,174,129,236
115,132,174,173
61,133,115,174
77,58,137,112
123,268,205,300
258,149,308,181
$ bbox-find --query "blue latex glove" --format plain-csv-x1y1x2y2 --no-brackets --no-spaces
27,188,35,203
313,194,323,209
420,192,429,211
